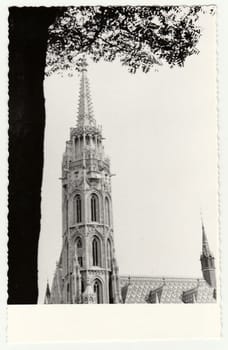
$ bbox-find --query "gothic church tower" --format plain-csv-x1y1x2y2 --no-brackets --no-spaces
59,58,122,304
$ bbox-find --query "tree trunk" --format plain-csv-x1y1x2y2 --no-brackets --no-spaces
8,7,60,304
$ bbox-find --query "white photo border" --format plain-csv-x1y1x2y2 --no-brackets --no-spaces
0,0,227,348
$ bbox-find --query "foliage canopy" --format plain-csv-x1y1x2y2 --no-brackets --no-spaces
46,6,214,75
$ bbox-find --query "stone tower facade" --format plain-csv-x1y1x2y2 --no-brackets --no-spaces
200,221,216,289
60,58,122,304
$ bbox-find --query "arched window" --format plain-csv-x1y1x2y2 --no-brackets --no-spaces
76,237,82,248
107,239,112,269
91,193,99,222
75,237,83,267
105,197,111,225
92,236,101,266
93,279,103,304
86,135,90,145
74,194,82,223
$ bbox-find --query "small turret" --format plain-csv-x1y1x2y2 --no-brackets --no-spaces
200,220,216,289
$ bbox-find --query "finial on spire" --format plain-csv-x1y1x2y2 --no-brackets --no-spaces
128,275,131,285
78,54,88,72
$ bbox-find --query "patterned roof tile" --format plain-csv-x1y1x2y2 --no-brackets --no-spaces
120,276,216,304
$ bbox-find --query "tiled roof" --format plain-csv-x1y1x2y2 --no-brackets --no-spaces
120,276,216,304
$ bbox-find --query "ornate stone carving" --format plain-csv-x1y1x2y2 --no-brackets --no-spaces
87,226,95,235
89,269,106,276
87,179,100,189
103,181,111,192
95,226,103,236
68,176,83,193
71,227,85,240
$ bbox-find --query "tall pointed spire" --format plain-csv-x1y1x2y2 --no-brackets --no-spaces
77,56,96,128
201,216,211,257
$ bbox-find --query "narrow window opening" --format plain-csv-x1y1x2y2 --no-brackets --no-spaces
81,279,85,293
105,197,110,225
76,237,83,267
107,239,112,269
92,237,101,266
74,194,82,223
91,194,99,222
78,257,83,267
76,237,82,248
93,279,103,304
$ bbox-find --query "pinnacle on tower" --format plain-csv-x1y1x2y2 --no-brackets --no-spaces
77,56,96,128
44,280,51,304
46,280,51,296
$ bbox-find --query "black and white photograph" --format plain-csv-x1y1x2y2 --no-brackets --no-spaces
5,1,222,343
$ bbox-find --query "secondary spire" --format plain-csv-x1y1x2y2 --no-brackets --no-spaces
200,215,216,290
201,216,212,257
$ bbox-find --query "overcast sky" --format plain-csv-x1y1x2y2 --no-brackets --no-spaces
38,12,217,303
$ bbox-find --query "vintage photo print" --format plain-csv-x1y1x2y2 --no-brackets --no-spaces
6,1,220,343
